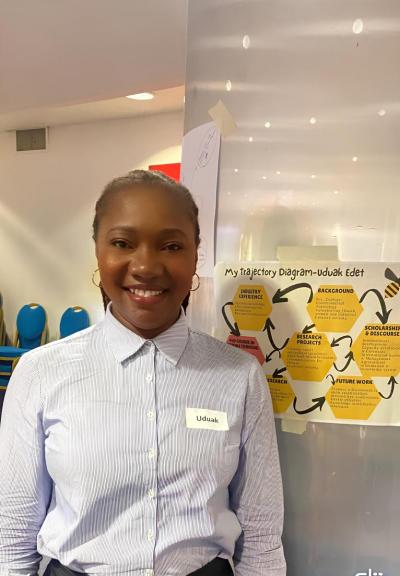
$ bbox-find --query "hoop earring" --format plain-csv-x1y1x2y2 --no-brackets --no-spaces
92,268,101,288
190,272,200,292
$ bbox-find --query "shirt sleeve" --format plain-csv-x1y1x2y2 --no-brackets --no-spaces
0,352,52,576
229,359,286,576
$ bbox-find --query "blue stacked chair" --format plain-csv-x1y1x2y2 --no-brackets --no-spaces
60,306,90,338
0,303,48,394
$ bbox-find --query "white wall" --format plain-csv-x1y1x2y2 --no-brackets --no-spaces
0,111,183,340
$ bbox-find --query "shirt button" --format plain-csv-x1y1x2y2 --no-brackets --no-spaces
148,489,155,499
148,448,155,459
147,529,154,541
147,410,154,420
146,373,153,383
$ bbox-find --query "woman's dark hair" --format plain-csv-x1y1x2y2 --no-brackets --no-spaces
93,169,200,314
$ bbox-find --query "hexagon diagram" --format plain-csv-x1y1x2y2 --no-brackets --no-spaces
226,334,264,365
232,284,272,332
352,324,400,377
326,377,381,420
307,285,363,333
266,375,295,414
281,332,337,382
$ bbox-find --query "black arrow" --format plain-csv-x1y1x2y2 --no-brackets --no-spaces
272,367,286,378
331,335,353,348
326,374,335,385
272,283,313,304
221,302,240,336
264,317,289,351
359,288,392,324
293,395,326,414
333,351,354,372
302,323,315,333
379,376,398,400
265,349,280,363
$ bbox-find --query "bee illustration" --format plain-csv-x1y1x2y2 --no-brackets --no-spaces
384,267,400,298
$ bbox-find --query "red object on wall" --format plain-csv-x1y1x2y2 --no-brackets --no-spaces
149,163,181,182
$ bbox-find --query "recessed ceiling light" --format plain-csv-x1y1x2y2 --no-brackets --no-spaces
352,19,364,35
262,175,267,180
242,35,250,49
333,190,339,195
234,168,239,173
378,109,386,117
126,92,154,100
309,117,317,125
352,156,358,162
227,191,232,195
311,174,316,179
276,170,281,175
264,121,271,128
226,80,232,92
248,136,253,142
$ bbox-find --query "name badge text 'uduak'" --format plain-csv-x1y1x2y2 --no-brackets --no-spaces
186,407,229,431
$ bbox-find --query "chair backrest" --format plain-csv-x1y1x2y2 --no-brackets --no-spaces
15,303,48,349
60,306,90,338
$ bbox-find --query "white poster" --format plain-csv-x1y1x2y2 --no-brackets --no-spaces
215,261,400,426
181,122,220,278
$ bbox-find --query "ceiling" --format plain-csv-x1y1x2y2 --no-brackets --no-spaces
0,86,185,131
0,0,187,128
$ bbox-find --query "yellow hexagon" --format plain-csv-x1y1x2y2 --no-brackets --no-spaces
307,285,363,332
352,324,400,377
232,284,272,332
326,376,381,420
266,375,295,414
281,332,337,382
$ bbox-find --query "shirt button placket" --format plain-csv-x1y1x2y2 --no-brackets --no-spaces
144,342,157,570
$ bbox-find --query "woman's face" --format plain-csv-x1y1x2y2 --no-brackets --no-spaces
95,185,198,338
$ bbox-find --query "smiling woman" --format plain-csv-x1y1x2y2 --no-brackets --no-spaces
92,170,200,338
0,170,285,576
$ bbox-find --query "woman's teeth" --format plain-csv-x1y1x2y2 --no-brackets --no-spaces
128,288,163,297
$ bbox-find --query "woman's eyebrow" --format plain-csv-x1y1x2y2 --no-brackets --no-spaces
158,228,187,237
107,226,187,237
107,226,135,234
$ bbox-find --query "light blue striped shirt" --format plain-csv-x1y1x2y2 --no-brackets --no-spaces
0,306,285,576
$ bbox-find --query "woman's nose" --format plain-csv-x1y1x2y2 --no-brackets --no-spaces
128,246,163,278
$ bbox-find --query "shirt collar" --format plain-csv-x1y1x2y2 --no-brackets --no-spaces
102,303,189,366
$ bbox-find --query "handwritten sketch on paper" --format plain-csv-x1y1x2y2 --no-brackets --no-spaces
181,121,221,278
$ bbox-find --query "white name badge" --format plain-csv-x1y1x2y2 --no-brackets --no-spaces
186,407,229,431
